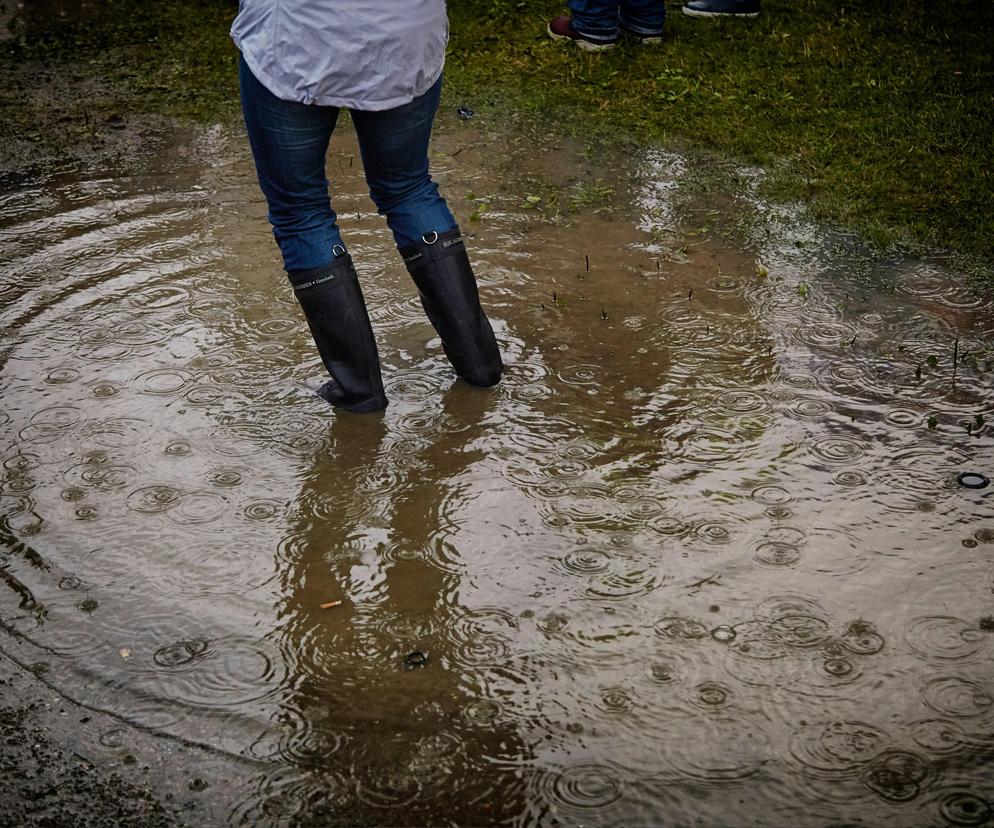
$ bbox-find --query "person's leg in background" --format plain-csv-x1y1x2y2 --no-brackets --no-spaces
619,0,665,43
239,55,387,413
548,0,620,50
350,76,502,389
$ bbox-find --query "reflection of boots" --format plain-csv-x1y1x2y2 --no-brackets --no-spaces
288,254,387,413
399,228,502,388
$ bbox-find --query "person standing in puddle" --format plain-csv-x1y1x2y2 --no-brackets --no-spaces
231,1,502,414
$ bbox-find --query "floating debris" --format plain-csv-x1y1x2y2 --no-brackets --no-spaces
404,650,429,670
320,600,343,609
957,472,990,490
710,625,736,643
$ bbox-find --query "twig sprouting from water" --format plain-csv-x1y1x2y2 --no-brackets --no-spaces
687,288,693,301
952,338,959,385
585,255,590,273
601,307,608,320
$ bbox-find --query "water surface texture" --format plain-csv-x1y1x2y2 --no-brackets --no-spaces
2,117,993,826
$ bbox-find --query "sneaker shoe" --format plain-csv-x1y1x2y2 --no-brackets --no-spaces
547,16,618,51
621,25,665,46
682,0,760,17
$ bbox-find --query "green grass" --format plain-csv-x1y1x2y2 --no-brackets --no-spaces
446,0,994,257
2,0,992,259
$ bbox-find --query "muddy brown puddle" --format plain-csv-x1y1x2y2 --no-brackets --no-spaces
2,113,994,826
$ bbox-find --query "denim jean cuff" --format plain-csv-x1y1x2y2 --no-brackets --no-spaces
619,12,665,35
570,21,620,39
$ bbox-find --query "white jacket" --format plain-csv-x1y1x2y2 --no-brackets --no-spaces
232,0,448,110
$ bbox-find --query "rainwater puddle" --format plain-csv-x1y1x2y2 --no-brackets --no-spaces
1,114,993,826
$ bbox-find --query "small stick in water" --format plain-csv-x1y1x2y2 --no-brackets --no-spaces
585,255,590,273
952,338,959,384
320,600,343,609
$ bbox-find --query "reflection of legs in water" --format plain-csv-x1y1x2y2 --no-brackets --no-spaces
261,391,527,823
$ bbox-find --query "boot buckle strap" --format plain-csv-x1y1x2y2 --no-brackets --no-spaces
404,232,463,266
421,231,464,250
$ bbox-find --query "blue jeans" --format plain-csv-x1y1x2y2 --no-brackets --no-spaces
239,55,457,273
570,0,666,38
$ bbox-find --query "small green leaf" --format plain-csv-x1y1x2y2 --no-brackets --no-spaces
927,415,938,431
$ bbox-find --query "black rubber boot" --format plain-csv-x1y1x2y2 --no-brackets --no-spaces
288,253,387,414
399,229,502,388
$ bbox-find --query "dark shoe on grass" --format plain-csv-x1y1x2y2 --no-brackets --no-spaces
621,25,665,46
682,0,760,17
547,16,618,51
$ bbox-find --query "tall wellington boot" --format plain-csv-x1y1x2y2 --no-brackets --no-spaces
399,228,502,388
288,253,387,413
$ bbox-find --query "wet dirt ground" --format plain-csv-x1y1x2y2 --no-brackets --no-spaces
2,111,994,826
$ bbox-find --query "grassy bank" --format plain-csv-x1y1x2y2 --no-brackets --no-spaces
447,0,993,258
1,0,991,259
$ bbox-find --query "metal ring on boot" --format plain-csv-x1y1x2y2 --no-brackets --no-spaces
422,231,438,245
332,244,347,257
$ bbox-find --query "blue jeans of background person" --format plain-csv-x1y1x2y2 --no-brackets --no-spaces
239,55,457,273
570,0,666,39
